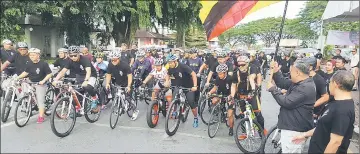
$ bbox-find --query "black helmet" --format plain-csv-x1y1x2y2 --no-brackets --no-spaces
16,42,28,49
189,48,198,54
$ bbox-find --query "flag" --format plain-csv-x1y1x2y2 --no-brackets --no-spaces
199,0,280,41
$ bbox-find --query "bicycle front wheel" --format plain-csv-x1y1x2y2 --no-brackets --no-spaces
165,100,181,136
109,98,122,129
234,117,265,153
208,103,221,138
263,125,281,154
84,93,101,123
50,97,76,137
1,88,14,122
200,98,212,125
14,95,32,127
44,88,56,116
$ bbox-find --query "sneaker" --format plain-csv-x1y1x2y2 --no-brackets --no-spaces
171,111,178,119
193,118,199,128
130,110,139,121
37,116,45,124
91,99,99,109
228,127,233,136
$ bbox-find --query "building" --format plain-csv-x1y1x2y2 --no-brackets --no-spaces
134,29,174,47
19,14,65,58
208,37,220,48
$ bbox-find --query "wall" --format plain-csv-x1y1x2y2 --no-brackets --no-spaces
27,26,64,58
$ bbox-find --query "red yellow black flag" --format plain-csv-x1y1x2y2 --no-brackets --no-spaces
199,0,280,41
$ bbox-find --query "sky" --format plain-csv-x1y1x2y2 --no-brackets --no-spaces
238,1,307,24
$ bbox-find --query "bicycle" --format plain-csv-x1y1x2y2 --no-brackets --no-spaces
234,94,266,153
109,85,138,129
44,80,57,116
207,94,231,138
49,79,102,137
165,86,191,136
146,86,169,128
263,125,281,153
132,77,152,105
199,82,215,125
14,80,49,127
94,76,112,108
1,75,21,123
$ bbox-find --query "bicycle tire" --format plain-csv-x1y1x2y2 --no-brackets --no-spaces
200,98,212,125
44,88,56,116
109,97,122,129
146,101,159,128
144,88,152,105
181,104,190,123
84,92,101,123
126,96,137,117
208,103,221,138
263,125,282,154
50,97,76,137
1,89,14,122
234,100,243,119
165,99,181,136
14,95,32,128
234,117,266,153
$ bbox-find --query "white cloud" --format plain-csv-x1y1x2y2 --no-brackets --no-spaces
238,1,306,24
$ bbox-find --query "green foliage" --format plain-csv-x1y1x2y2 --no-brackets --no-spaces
185,25,207,48
323,45,334,60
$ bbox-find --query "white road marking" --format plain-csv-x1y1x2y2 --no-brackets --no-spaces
77,121,234,144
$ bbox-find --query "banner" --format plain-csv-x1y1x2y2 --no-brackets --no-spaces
326,30,359,46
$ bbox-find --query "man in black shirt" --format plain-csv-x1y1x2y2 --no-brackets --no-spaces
0,39,16,76
16,48,52,123
292,70,355,153
164,53,199,128
208,64,236,136
335,57,347,71
105,51,139,120
53,48,74,78
279,51,293,78
119,43,134,67
204,51,234,87
303,57,329,120
1,42,31,76
53,46,101,113
332,49,343,60
258,51,268,79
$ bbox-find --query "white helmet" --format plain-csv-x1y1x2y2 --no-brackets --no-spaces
58,48,68,53
109,51,121,58
2,39,12,45
154,58,163,65
216,64,228,73
28,48,41,54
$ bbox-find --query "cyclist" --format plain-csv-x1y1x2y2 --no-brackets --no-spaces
105,51,139,120
80,47,94,62
53,48,74,78
204,50,234,87
15,48,52,123
53,46,101,113
187,48,203,104
164,54,199,127
119,43,134,67
145,48,155,66
258,51,269,78
233,54,265,135
131,50,152,81
207,64,236,136
94,52,109,77
0,39,16,76
1,42,31,76
142,58,172,104
179,50,189,65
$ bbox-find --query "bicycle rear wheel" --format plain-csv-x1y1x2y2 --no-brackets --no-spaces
263,125,281,154
14,95,32,127
165,100,181,136
1,88,14,122
208,103,221,138
50,97,76,137
146,101,160,128
44,88,56,116
84,93,101,123
234,117,265,153
109,98,122,129
181,104,190,123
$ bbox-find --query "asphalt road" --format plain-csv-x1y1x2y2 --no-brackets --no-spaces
1,83,359,153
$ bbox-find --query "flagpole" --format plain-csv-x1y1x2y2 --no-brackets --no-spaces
274,0,289,60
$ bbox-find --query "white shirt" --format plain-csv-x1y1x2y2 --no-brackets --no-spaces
350,53,359,67
150,67,167,84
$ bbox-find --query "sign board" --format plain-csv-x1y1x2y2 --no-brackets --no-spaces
326,30,359,46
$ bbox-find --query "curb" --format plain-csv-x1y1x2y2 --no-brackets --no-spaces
353,125,359,141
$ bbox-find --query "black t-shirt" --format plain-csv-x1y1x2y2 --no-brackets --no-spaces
309,99,355,153
167,63,194,88
130,49,137,60
0,49,16,67
250,59,261,69
53,58,71,69
107,61,131,87
215,75,233,96
335,67,347,72
318,70,334,99
210,61,234,76
311,73,327,115
25,60,52,82
205,56,217,71
232,64,259,94
7,52,31,75
64,55,97,77
120,51,133,65
332,55,343,60
280,59,293,74
258,56,268,67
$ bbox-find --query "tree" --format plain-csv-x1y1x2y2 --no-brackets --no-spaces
185,24,207,48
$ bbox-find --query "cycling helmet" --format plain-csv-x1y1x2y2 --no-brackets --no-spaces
68,46,80,54
216,64,228,73
136,50,146,57
163,48,170,53
166,53,178,62
95,52,105,58
154,58,163,65
28,48,41,54
58,48,68,53
145,48,152,53
2,39,12,45
216,51,227,58
109,51,121,58
189,48,198,54
16,42,28,49
237,55,250,63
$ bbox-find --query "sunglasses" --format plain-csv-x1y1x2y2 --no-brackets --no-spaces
69,55,78,58
352,51,356,52
111,59,119,62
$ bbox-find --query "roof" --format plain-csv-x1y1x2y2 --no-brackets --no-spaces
134,30,174,40
209,37,219,42
279,39,300,47
322,1,359,22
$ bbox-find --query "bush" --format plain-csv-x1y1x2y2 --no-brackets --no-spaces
323,45,334,60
